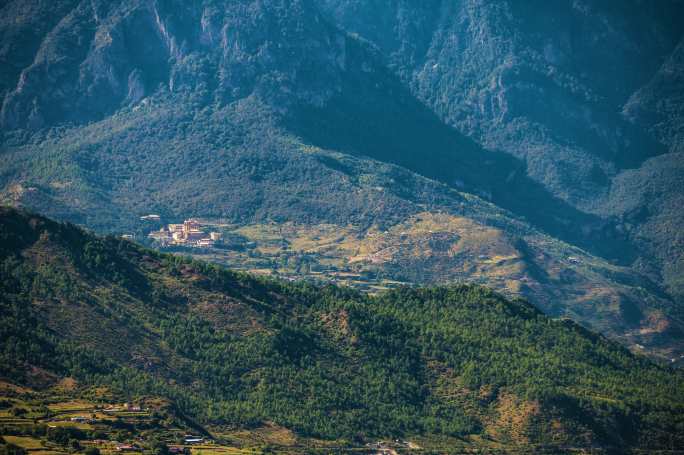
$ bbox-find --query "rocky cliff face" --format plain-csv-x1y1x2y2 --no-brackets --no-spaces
0,0,350,130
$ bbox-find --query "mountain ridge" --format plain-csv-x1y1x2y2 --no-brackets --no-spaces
1,206,684,451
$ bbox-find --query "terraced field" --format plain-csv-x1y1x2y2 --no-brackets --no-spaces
0,386,258,455
0,384,425,454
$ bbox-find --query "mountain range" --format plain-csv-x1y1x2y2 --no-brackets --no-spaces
1,1,683,363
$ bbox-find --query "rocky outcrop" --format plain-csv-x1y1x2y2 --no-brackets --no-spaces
0,0,349,129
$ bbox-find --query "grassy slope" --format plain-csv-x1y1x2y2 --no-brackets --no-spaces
1,207,683,451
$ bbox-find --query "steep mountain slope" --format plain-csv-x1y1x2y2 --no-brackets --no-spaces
618,37,684,301
624,37,684,153
318,0,684,323
0,0,622,257
320,0,683,200
0,0,349,130
0,0,683,360
2,207,684,451
0,0,421,231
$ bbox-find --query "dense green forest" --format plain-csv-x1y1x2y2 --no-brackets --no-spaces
1,207,683,451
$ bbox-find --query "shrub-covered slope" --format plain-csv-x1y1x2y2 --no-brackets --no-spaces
1,207,683,450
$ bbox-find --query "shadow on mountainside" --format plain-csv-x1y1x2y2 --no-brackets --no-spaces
285,39,637,264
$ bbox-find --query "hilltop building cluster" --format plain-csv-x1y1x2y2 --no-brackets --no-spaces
149,219,221,248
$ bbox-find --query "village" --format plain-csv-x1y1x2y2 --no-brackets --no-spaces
147,218,222,249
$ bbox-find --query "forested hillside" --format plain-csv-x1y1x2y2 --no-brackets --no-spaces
1,207,684,452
